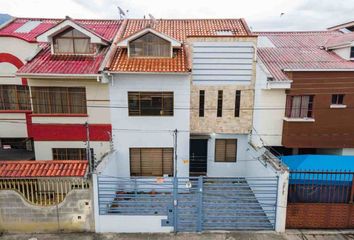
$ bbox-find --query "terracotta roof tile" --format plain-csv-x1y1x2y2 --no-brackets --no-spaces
0,160,88,178
257,31,354,81
109,19,252,72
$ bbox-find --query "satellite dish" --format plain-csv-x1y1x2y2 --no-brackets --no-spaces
117,6,126,19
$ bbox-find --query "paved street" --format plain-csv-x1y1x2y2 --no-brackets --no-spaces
1,231,354,240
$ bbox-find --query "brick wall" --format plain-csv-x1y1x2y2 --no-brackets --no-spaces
286,203,354,229
0,189,94,233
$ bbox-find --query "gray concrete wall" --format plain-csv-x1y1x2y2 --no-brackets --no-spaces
0,189,94,233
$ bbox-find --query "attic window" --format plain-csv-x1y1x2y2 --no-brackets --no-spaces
215,30,234,36
129,32,171,57
53,27,95,54
15,21,42,33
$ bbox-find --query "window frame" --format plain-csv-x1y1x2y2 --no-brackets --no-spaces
128,32,172,58
31,86,87,114
331,94,345,105
0,85,31,111
52,27,95,55
215,139,237,163
285,95,314,119
199,90,205,117
129,147,174,177
217,90,223,117
128,91,174,117
235,90,241,117
52,148,93,160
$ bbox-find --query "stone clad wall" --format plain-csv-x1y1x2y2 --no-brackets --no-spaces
0,189,94,233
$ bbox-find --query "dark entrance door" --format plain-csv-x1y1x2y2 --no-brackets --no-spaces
189,139,208,176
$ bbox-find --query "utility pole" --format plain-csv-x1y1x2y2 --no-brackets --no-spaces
173,129,178,177
85,121,93,174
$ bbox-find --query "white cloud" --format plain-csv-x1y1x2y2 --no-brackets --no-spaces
1,0,353,30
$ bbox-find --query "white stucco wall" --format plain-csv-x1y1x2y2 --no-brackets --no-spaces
333,46,351,60
0,113,28,137
34,141,111,160
108,73,190,177
252,63,287,147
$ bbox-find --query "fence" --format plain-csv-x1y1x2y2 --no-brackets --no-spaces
0,177,90,206
286,170,354,229
97,176,279,231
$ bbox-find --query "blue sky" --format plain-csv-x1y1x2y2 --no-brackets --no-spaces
1,0,353,31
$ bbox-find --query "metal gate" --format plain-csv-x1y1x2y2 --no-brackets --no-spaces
97,176,278,232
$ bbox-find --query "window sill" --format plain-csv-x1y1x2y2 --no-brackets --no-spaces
330,104,347,109
283,117,315,122
30,114,88,117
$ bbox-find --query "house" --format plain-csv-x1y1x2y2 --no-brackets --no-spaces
0,17,122,162
252,30,354,156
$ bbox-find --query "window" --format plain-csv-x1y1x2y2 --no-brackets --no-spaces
52,148,93,160
31,87,86,114
215,139,237,162
130,148,173,176
53,27,95,54
235,90,241,117
199,90,205,117
332,94,345,105
285,95,314,118
128,92,173,116
217,90,223,117
351,47,354,59
129,33,171,57
0,85,30,110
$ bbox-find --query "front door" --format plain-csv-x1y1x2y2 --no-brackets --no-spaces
189,139,208,176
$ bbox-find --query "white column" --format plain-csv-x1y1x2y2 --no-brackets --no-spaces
92,173,101,233
275,170,289,232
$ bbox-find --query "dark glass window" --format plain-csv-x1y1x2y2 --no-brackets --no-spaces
199,90,205,117
350,47,354,58
332,94,345,105
235,90,241,117
217,90,223,117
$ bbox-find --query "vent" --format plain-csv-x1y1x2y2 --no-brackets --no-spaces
15,21,42,33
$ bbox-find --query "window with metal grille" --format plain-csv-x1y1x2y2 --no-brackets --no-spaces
217,90,223,117
215,139,237,162
199,90,205,117
53,27,95,54
235,90,241,117
332,94,345,105
0,85,30,110
128,92,173,116
31,87,87,114
130,148,173,176
52,148,93,160
129,32,171,57
285,95,314,118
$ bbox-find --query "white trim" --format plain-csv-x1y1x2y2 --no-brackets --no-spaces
116,28,182,48
36,19,108,45
267,80,292,89
15,73,101,79
283,68,354,72
326,43,352,50
283,117,315,122
330,104,347,109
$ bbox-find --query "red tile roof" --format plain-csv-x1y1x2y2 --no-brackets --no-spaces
257,31,354,81
12,18,122,75
0,160,88,178
0,18,121,43
108,19,253,72
325,32,354,48
17,44,108,75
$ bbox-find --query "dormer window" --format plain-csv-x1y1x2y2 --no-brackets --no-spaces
53,27,95,54
129,33,171,57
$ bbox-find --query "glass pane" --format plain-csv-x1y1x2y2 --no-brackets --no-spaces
55,38,74,53
129,32,171,57
74,39,91,53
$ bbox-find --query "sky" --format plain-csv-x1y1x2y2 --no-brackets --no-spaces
1,0,353,31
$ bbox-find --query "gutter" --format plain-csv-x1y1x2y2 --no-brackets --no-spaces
15,73,101,79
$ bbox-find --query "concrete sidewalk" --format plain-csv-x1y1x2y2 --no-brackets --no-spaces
1,231,354,240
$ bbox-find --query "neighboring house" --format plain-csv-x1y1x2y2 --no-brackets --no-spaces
328,20,354,32
252,30,354,156
0,17,122,161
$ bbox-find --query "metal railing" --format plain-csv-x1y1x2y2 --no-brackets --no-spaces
0,178,90,206
288,171,354,204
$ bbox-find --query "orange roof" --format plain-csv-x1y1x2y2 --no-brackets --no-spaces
108,18,253,72
0,160,88,178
